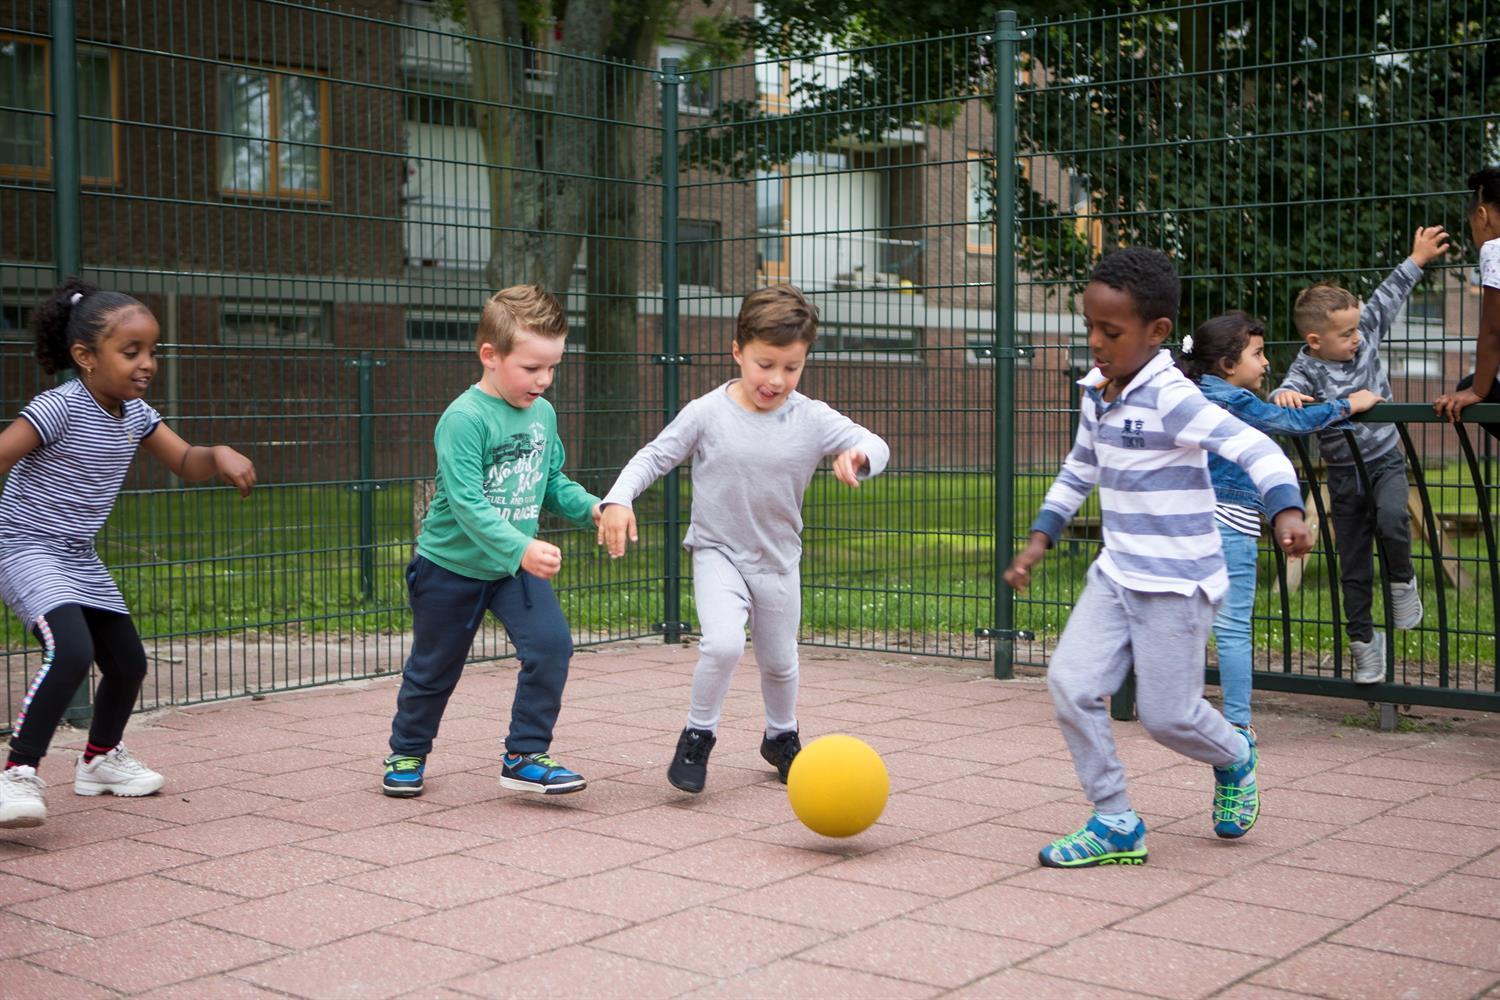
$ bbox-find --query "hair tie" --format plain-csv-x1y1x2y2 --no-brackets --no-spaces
1180,334,1194,357
69,292,84,306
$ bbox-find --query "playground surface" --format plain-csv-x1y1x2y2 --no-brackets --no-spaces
1,640,1498,998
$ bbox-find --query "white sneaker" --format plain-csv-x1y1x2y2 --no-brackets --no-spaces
1390,579,1423,630
74,744,164,797
1350,633,1387,685
0,765,48,828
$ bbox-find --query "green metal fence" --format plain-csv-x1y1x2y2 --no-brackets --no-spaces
2,0,1497,729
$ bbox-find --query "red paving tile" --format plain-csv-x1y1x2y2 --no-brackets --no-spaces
6,647,1499,997
1021,929,1271,999
12,873,239,934
0,959,117,999
231,931,491,999
195,883,429,948
1250,942,1497,999
449,944,710,998
28,919,285,993
801,918,1045,987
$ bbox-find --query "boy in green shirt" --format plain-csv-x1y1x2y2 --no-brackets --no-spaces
383,285,601,797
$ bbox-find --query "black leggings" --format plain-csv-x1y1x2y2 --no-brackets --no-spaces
8,604,148,764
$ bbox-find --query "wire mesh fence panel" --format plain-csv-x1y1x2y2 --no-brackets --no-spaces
1,0,672,723
1010,1,1500,707
2,0,1497,724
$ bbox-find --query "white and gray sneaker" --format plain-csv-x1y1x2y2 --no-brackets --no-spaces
1390,579,1423,630
0,765,47,828
1350,633,1387,685
75,745,164,797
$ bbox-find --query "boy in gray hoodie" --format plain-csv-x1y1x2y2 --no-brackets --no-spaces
1272,226,1449,682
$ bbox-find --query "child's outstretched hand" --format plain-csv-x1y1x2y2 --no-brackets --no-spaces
1434,387,1484,423
1271,509,1313,558
215,446,257,497
1345,389,1384,415
597,504,638,559
1003,534,1049,592
832,448,870,488
1272,390,1314,409
1410,225,1450,267
522,538,563,579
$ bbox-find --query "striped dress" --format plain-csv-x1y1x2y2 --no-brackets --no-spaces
1030,350,1303,602
0,379,161,624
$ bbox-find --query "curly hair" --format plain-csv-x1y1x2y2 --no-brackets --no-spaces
1471,167,1500,210
1088,247,1180,326
1176,311,1263,384
28,277,148,375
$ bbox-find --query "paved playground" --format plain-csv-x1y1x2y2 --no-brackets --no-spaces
1,640,1497,998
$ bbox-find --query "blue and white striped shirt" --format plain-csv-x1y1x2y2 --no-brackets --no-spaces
1030,350,1303,600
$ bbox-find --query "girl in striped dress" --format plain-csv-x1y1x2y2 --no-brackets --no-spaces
0,279,256,828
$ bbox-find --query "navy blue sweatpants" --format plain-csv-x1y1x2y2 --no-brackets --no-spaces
389,555,573,757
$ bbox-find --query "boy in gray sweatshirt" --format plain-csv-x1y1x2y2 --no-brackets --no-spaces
1272,225,1449,682
597,285,889,793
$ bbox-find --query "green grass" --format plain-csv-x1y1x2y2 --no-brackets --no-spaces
0,471,1492,684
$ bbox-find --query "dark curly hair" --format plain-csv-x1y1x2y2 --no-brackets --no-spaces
1089,247,1181,327
27,277,147,375
1176,311,1264,384
1471,167,1500,210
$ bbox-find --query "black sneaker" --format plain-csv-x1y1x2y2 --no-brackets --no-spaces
759,730,802,784
667,727,716,793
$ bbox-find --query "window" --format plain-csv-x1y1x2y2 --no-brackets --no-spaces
677,219,720,288
1,36,119,182
756,169,789,279
219,302,328,345
1404,286,1445,325
219,67,331,199
407,313,474,348
812,324,919,356
1390,350,1443,379
967,150,994,253
404,86,477,129
658,41,718,116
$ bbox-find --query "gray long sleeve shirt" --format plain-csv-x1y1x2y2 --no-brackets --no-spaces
601,382,891,575
1274,258,1423,467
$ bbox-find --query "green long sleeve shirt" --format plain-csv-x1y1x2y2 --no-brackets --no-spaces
416,386,599,580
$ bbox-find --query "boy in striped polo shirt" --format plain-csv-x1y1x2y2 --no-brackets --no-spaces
1005,248,1313,868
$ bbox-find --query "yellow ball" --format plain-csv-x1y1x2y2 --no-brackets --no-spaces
786,734,889,838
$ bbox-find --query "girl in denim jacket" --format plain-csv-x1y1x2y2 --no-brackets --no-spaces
1179,312,1382,725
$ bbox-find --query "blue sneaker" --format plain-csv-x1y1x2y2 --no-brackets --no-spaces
500,752,587,795
1213,726,1260,839
382,754,425,797
1039,814,1148,868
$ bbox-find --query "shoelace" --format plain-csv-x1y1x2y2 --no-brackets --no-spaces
105,748,151,774
388,756,423,773
1214,784,1253,822
527,753,567,771
1049,828,1108,860
681,738,712,765
3,768,46,792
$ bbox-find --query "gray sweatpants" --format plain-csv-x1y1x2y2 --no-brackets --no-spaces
1048,563,1244,813
687,547,800,734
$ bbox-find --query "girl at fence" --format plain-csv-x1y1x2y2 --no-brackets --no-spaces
0,278,256,828
1180,312,1382,714
1435,167,1500,439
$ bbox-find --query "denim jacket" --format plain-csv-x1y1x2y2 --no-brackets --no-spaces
1198,374,1351,513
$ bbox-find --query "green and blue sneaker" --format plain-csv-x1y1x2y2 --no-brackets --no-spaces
1213,725,1260,839
382,753,425,798
500,752,587,795
1038,814,1148,868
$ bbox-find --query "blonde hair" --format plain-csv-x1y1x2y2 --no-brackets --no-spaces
735,284,819,348
477,284,568,354
1293,282,1359,337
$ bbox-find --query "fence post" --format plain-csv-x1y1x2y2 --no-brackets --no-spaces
52,0,92,725
991,11,1022,680
350,350,384,601
657,58,685,643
